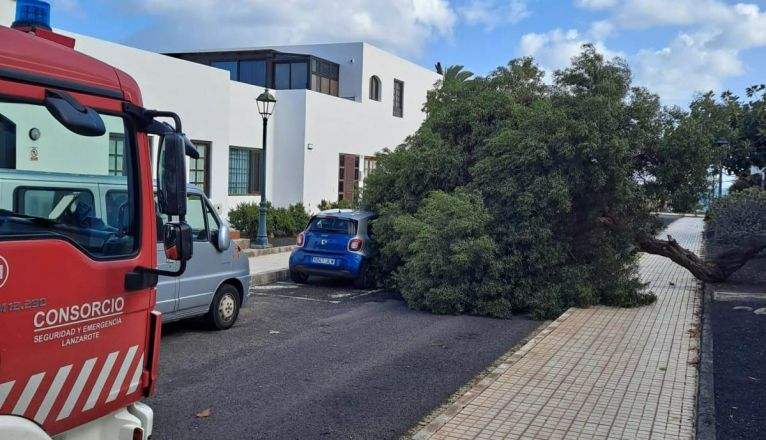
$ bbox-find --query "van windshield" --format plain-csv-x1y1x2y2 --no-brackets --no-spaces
308,217,357,235
0,100,138,258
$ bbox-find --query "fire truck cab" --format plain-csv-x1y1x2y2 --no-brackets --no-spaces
0,1,195,439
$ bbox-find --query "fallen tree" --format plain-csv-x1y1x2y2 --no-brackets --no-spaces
363,45,766,319
638,234,766,283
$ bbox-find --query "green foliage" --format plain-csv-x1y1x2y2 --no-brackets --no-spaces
317,199,352,211
384,189,511,317
364,45,679,319
707,188,766,244
228,202,310,238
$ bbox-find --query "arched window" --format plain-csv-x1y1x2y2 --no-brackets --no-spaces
369,75,381,101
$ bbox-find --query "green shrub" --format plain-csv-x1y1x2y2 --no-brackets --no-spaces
317,199,352,211
384,189,512,318
707,187,766,244
228,202,310,238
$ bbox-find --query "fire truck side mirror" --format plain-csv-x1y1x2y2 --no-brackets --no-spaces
163,221,193,262
156,133,187,216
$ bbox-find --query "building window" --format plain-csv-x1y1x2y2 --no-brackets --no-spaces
211,59,267,87
369,76,381,101
240,60,267,86
274,61,309,90
311,59,339,97
211,60,238,80
108,133,126,176
338,154,360,201
228,147,262,195
190,140,211,196
393,79,404,117
364,156,377,179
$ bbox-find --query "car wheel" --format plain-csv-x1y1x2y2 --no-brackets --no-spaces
290,270,309,284
206,284,240,330
353,262,373,289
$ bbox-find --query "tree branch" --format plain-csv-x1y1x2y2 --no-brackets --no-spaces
637,233,766,283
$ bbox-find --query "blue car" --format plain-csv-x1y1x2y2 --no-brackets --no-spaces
289,209,377,288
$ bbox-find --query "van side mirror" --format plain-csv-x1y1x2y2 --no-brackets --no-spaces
217,224,232,251
157,133,187,216
163,221,193,261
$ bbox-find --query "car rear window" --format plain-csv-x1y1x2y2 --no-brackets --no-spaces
308,217,357,235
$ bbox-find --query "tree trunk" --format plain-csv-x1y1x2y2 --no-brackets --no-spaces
637,233,766,283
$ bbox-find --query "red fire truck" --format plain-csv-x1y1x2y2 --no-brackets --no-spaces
0,1,195,438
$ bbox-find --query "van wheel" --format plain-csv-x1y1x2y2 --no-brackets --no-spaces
206,284,240,330
353,263,373,289
291,270,309,284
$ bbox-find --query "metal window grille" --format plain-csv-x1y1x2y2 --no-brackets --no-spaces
108,133,125,176
229,148,250,194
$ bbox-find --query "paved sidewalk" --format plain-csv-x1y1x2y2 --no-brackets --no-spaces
415,217,703,440
249,251,290,285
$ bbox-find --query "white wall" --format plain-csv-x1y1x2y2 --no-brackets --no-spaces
269,89,306,208
0,0,14,27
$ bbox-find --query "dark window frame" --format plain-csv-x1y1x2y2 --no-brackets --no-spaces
369,76,381,101
273,61,310,90
393,79,404,117
211,59,267,87
228,146,262,196
189,140,211,196
311,57,340,97
108,132,126,176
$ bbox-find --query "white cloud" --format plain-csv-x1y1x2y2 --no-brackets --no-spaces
518,28,622,77
587,20,614,40
574,0,618,10
563,0,766,104
613,0,734,29
118,0,457,56
457,0,530,30
633,32,743,104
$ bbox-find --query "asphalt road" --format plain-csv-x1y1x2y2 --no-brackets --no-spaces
146,279,540,440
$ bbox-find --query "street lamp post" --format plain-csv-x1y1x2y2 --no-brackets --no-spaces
255,89,276,247
715,139,729,198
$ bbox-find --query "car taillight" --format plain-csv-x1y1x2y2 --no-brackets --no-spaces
296,233,305,247
348,238,363,252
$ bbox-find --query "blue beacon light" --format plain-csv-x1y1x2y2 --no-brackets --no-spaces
12,0,52,31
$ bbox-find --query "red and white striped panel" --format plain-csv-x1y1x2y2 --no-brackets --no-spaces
0,345,144,426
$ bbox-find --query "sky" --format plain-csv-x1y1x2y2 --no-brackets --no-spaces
46,0,766,107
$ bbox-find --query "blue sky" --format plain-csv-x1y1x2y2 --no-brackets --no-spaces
47,0,766,106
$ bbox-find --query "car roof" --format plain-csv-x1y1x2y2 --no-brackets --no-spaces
314,209,377,221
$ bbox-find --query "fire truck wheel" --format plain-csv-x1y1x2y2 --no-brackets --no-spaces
207,284,241,330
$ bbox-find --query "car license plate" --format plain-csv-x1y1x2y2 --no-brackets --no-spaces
312,256,336,265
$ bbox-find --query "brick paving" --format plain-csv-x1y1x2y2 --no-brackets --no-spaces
416,217,703,440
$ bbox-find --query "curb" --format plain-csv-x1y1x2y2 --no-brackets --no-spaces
411,307,578,440
244,245,296,257
696,284,717,440
250,269,290,286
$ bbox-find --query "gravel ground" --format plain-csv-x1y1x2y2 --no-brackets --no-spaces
705,237,766,440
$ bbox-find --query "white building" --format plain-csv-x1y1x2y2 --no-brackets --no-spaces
0,1,440,219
